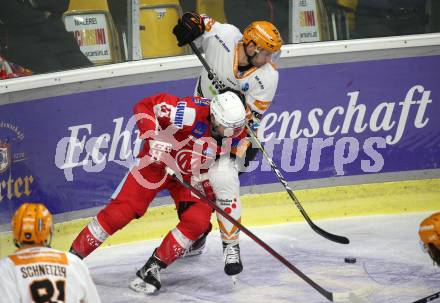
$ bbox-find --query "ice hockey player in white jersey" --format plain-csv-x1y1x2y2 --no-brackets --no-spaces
0,203,101,303
173,12,282,277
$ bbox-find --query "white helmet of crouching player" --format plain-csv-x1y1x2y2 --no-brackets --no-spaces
210,91,246,138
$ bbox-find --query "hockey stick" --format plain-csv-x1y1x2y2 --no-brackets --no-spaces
411,291,440,303
189,41,349,245
166,166,362,302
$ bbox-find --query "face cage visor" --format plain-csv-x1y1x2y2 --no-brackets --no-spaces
254,48,281,64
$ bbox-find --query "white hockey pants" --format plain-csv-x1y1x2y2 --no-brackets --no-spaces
208,155,241,244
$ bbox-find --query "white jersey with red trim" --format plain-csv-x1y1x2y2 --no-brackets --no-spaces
194,16,279,125
0,246,101,303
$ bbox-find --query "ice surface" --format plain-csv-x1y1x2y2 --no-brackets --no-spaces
85,213,439,303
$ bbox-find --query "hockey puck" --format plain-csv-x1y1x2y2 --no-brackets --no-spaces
344,257,357,263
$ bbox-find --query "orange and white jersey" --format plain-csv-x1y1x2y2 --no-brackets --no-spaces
0,246,101,303
194,16,279,124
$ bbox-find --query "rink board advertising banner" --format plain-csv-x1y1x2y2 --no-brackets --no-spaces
0,55,439,222
64,13,112,63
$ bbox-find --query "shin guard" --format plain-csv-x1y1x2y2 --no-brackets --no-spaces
155,228,194,265
70,217,109,259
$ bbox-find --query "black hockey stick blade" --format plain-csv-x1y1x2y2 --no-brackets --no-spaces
309,219,350,245
411,291,440,303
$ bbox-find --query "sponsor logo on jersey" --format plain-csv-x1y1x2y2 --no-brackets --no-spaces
176,149,215,174
254,75,265,90
173,101,187,128
191,121,208,138
214,34,230,52
217,198,233,206
241,82,249,92
10,251,68,266
193,97,210,106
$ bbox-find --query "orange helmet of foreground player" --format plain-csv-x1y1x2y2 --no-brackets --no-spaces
243,21,282,53
12,203,53,248
419,212,440,266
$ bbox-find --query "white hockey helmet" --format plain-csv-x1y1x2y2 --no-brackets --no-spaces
210,91,246,137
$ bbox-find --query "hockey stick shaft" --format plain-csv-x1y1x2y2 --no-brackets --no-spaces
165,167,334,302
411,291,440,303
189,42,219,86
189,41,349,245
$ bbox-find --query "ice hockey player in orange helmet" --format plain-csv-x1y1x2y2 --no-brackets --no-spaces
12,202,53,247
419,212,440,266
0,203,101,302
243,21,282,52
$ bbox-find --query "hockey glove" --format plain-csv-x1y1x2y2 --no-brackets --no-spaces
148,140,173,170
173,12,205,47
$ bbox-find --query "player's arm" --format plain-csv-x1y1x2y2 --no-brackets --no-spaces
134,93,180,167
133,93,178,139
0,258,20,302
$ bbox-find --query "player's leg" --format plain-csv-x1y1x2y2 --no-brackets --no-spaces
208,156,243,276
130,182,213,294
183,173,214,256
70,167,163,259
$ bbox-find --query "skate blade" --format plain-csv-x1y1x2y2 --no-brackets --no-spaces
231,275,238,287
182,247,206,258
129,277,158,295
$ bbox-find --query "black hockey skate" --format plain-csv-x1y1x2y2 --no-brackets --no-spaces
129,250,167,294
223,242,243,276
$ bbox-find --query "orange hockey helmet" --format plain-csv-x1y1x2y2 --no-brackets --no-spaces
12,203,53,248
419,212,440,266
243,21,282,53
